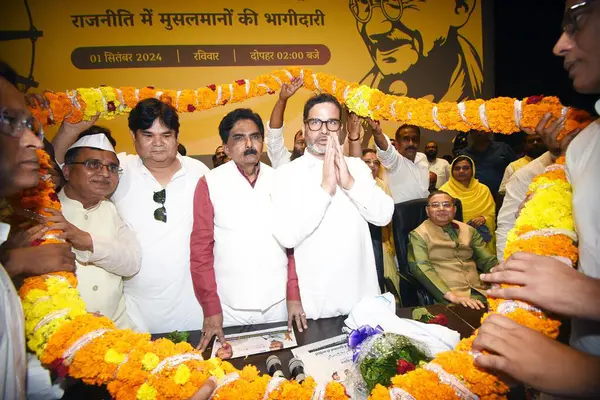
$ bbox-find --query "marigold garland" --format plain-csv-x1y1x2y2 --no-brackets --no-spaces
13,150,349,399
28,68,593,138
13,143,577,398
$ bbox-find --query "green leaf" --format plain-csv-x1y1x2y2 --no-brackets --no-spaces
166,330,190,344
411,307,433,321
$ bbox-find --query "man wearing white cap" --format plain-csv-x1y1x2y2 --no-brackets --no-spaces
50,126,140,329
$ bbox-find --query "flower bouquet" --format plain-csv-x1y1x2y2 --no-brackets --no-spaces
348,326,431,398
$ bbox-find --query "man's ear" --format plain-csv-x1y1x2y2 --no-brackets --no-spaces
452,0,475,28
130,130,136,145
62,165,70,181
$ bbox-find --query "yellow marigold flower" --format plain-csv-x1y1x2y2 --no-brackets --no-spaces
346,86,373,118
136,383,157,400
174,364,191,385
142,352,160,371
104,349,126,364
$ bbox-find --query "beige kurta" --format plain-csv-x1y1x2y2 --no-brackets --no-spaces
59,190,141,329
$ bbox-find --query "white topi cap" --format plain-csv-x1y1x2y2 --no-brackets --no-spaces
67,133,116,154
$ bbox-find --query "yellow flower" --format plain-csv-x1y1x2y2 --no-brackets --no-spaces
210,367,225,380
104,349,126,364
174,364,191,385
346,86,373,118
142,353,160,371
136,382,157,400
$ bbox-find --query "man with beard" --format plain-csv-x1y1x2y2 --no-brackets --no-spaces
498,133,547,194
408,191,496,309
350,0,484,102
191,108,307,352
425,141,450,189
271,94,394,319
368,120,429,203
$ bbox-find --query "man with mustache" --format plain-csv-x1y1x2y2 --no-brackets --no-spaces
271,94,394,319
498,133,547,195
425,140,450,189
408,191,496,309
368,120,429,203
351,0,484,102
53,98,210,334
54,127,140,329
191,108,307,352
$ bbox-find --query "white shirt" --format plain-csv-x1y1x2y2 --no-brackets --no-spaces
113,153,210,334
271,151,394,319
0,223,26,400
375,135,430,203
495,152,553,260
59,190,140,329
428,158,450,189
566,100,600,355
266,122,293,169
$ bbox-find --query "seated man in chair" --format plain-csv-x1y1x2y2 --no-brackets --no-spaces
407,191,497,310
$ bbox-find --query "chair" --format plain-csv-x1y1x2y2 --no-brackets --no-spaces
391,198,463,307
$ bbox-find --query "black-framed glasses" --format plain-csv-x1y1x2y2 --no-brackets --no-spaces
68,159,123,175
153,189,167,223
349,0,403,23
561,0,597,36
0,107,44,140
304,118,342,132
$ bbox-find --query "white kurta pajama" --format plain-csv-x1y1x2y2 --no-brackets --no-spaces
58,190,140,329
272,151,394,319
113,153,210,334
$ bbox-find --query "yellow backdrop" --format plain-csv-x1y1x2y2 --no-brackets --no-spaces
1,0,487,157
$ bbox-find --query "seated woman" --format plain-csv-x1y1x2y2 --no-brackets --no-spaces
407,191,498,309
440,156,497,254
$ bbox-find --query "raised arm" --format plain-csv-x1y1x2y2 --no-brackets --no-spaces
51,114,100,164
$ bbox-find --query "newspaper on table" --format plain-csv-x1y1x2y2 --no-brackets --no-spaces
210,325,297,359
291,334,354,386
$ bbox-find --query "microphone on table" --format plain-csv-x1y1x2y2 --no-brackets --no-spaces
266,355,285,378
288,357,306,383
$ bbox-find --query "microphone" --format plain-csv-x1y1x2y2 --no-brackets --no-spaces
266,355,285,378
288,357,306,383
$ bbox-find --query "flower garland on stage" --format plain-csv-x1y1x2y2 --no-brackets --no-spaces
16,150,348,400
29,68,592,136
15,145,576,398
368,156,576,400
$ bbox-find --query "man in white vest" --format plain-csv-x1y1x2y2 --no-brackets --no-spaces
191,108,307,352
271,94,394,319
51,128,141,329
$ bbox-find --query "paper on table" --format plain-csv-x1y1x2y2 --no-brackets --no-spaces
344,293,460,356
210,325,297,359
291,334,353,386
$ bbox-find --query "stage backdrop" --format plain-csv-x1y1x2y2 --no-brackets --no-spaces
1,0,493,159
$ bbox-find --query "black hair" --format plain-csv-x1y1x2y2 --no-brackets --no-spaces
218,108,264,143
128,98,180,135
302,93,342,121
177,143,187,156
64,126,117,165
395,124,421,141
362,148,376,156
428,190,455,204
0,60,18,87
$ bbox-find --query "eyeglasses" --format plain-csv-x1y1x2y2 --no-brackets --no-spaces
153,189,167,223
427,202,454,209
349,0,403,23
561,0,597,36
0,108,44,140
68,159,123,175
304,118,342,132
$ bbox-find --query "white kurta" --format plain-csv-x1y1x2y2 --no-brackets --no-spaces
113,153,210,334
566,100,600,356
0,223,26,400
58,190,140,329
204,161,288,326
428,158,450,189
266,122,293,169
495,152,553,260
376,135,430,203
271,152,394,319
